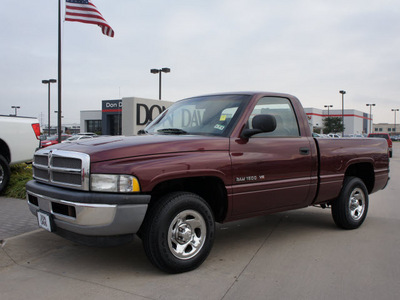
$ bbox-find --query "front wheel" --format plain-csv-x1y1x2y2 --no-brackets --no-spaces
331,176,369,229
141,192,215,273
0,155,10,194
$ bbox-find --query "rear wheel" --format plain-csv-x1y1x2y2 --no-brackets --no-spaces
331,176,369,229
0,155,10,193
141,192,215,273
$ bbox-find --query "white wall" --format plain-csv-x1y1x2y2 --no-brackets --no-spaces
80,110,102,132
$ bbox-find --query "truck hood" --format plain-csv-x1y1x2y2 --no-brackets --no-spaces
49,135,230,162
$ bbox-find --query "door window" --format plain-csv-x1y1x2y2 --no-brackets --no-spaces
248,97,300,137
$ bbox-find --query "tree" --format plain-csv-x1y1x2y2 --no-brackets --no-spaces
323,117,344,134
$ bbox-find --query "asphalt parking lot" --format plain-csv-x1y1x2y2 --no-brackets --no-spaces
1,143,399,300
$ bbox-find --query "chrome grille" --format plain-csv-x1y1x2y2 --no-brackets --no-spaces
33,149,90,190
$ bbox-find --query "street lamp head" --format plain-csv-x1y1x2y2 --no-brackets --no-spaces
151,68,171,74
42,79,57,84
339,90,346,95
324,105,333,108
392,108,399,112
366,103,376,107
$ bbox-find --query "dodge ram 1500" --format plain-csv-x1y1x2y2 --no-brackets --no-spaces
26,92,389,273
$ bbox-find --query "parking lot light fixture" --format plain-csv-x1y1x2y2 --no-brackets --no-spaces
324,105,333,117
42,79,57,135
11,106,20,116
392,108,399,135
366,104,376,134
150,67,171,100
339,90,346,136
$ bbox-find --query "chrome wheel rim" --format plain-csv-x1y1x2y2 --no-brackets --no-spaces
349,187,365,221
168,209,206,260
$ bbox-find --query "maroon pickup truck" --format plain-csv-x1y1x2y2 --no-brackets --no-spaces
26,92,390,273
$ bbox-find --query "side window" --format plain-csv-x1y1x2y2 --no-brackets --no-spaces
248,97,300,137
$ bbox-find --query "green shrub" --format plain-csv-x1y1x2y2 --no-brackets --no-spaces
3,163,33,199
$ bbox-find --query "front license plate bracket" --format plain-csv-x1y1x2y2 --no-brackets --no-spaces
37,211,53,232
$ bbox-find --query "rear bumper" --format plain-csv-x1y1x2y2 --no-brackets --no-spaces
26,180,150,237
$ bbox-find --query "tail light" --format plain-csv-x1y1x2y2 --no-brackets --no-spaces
31,123,41,140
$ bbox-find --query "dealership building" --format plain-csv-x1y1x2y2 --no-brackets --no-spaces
304,107,372,136
79,97,373,137
80,97,174,136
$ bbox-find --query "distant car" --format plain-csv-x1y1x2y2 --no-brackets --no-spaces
368,133,392,157
391,135,400,141
41,135,71,148
75,132,97,136
62,134,98,143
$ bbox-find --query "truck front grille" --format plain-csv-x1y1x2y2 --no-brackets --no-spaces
33,149,90,190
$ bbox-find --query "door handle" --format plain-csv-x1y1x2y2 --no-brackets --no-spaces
299,147,310,155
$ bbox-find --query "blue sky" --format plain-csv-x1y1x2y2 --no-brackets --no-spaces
1,0,400,125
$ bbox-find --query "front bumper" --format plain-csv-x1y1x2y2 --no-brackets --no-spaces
26,180,150,237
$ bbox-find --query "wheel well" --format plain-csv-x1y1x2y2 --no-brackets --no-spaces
0,139,11,163
345,163,374,193
150,177,228,222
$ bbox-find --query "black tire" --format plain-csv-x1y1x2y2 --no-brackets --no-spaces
0,155,10,194
389,150,392,158
141,192,215,273
331,176,369,229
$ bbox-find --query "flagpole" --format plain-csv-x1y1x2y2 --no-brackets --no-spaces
57,0,62,143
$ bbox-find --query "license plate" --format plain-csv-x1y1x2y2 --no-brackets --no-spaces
37,211,53,232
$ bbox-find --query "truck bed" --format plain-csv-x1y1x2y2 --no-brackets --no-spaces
313,137,389,204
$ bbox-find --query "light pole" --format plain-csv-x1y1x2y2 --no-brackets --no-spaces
392,108,399,135
339,90,346,136
150,67,170,100
324,105,333,134
366,103,376,134
54,111,64,137
42,79,57,136
11,106,20,116
324,105,333,117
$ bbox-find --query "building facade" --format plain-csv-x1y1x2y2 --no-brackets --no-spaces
80,97,174,136
304,108,371,136
372,123,399,136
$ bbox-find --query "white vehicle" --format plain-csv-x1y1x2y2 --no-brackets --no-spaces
0,115,41,192
62,133,98,143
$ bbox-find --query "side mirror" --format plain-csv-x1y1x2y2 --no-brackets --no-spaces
241,114,277,139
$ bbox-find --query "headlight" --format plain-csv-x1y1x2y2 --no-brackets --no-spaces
90,174,140,193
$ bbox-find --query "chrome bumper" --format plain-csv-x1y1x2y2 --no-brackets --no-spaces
26,180,150,236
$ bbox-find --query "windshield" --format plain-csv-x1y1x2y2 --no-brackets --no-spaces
145,94,250,137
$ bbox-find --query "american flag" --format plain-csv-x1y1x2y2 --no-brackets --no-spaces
65,0,115,38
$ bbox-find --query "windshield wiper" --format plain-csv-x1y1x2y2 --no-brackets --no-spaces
157,128,188,135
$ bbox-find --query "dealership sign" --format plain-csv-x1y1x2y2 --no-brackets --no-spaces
102,100,122,112
136,103,167,125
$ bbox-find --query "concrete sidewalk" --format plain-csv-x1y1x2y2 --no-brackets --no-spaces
1,204,399,300
0,197,38,241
